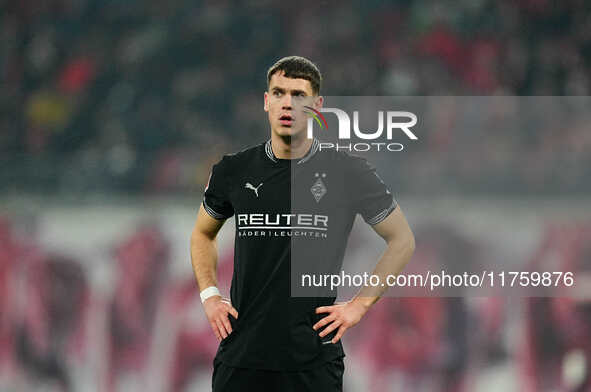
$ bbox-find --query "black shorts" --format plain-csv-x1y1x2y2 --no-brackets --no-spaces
212,357,344,392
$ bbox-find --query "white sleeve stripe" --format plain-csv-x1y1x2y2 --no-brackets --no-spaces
364,198,398,225
202,199,231,220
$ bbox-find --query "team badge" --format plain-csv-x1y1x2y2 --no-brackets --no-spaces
311,173,327,203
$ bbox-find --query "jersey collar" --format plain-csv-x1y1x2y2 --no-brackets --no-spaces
265,138,319,165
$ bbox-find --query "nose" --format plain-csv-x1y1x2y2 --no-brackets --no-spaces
281,94,292,110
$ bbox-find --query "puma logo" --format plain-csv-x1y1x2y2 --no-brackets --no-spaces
245,182,263,197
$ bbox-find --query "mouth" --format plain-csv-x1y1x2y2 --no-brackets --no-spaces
279,114,294,127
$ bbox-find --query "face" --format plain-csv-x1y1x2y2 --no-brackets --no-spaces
264,71,323,140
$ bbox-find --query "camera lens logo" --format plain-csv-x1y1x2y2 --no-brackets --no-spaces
304,106,328,131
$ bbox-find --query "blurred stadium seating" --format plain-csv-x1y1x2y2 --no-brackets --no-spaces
2,0,591,195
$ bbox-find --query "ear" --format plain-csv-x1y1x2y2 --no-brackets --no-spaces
314,95,324,110
264,91,269,112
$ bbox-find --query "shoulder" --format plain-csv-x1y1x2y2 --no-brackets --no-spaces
318,148,374,173
213,141,266,170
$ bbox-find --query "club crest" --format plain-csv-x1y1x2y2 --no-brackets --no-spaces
311,173,327,202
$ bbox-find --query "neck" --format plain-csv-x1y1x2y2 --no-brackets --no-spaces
270,132,312,160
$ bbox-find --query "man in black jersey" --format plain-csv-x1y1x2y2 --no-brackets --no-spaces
190,56,415,391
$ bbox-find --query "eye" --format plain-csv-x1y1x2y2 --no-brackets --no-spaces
273,90,282,97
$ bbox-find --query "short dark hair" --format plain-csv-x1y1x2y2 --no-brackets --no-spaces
267,56,322,95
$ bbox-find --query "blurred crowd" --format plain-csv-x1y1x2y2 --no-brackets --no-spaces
1,213,590,391
0,216,225,392
1,0,591,195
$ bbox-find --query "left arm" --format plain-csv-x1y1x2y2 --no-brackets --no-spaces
313,205,415,343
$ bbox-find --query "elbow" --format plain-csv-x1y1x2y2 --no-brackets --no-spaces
191,227,216,244
402,232,416,267
191,229,205,244
386,229,415,259
399,233,416,271
407,231,416,255
397,230,416,264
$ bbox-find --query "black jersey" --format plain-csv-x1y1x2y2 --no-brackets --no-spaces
202,138,397,371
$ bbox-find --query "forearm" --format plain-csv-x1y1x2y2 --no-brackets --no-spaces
352,234,415,308
190,230,219,291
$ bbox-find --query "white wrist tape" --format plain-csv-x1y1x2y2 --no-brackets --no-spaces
200,286,221,303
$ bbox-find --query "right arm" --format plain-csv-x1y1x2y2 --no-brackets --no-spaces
190,204,238,341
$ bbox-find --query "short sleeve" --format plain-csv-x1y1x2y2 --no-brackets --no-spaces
202,158,234,220
348,156,397,225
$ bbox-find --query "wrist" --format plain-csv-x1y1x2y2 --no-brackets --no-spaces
351,296,375,312
200,286,221,303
